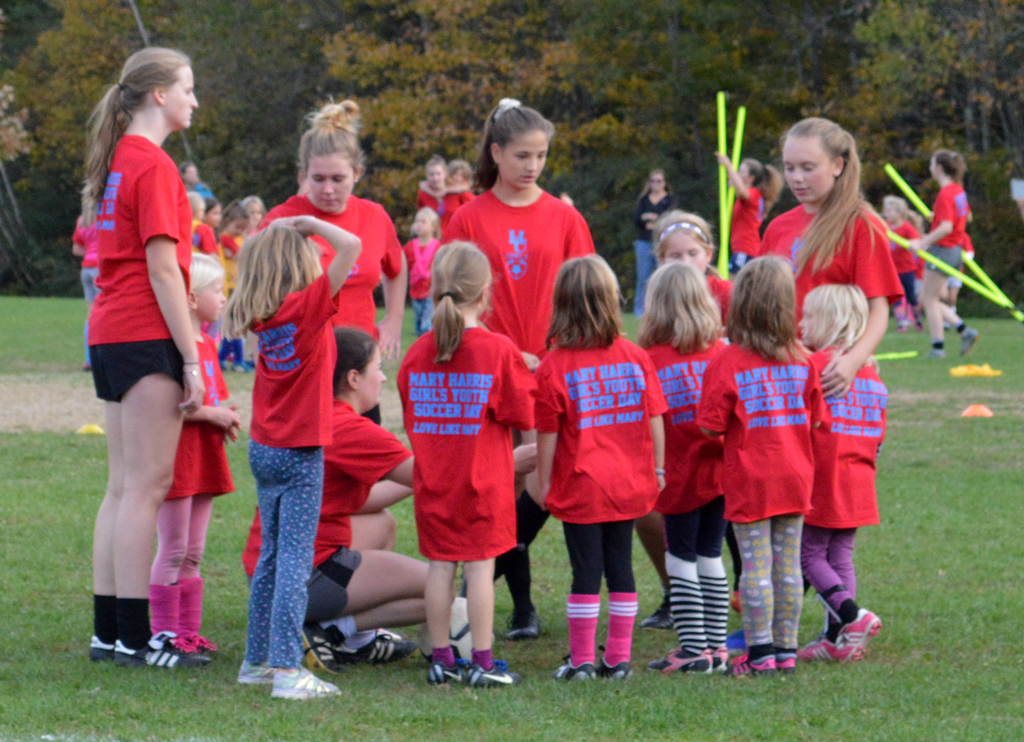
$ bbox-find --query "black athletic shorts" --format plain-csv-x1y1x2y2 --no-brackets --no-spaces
305,546,363,623
90,339,184,402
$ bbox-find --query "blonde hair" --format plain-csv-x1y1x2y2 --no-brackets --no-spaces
81,48,191,224
882,195,925,234
474,99,555,191
189,252,225,296
547,255,622,350
727,257,805,363
297,100,364,174
241,195,266,217
783,118,880,274
801,284,869,352
224,225,323,337
447,159,472,181
638,262,721,354
187,191,206,220
652,210,721,277
431,242,492,364
412,207,441,240
425,155,446,172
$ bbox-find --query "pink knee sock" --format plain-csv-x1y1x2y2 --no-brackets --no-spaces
567,594,601,667
177,577,204,642
148,583,180,636
604,592,638,666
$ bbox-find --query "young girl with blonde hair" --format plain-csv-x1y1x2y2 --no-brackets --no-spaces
696,257,826,677
535,255,668,681
228,216,361,700
761,117,903,399
652,210,732,326
639,262,729,674
84,47,206,669
398,241,536,687
799,284,886,663
403,207,442,336
149,254,241,656
714,154,783,273
881,195,924,331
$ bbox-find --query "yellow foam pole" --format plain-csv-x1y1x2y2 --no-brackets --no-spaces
717,92,729,275
722,106,747,267
884,163,933,219
963,253,1014,309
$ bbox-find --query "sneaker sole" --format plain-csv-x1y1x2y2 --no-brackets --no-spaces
89,648,115,662
270,688,340,700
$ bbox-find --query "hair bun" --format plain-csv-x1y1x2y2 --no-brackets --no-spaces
495,98,521,119
310,100,361,135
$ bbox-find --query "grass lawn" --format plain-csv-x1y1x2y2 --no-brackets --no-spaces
0,296,1022,741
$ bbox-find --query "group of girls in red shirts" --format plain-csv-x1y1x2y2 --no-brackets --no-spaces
84,42,909,694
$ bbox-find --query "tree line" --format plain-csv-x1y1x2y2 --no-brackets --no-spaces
2,0,1023,312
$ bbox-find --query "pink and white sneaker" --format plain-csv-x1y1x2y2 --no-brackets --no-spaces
837,609,882,653
727,653,776,678
710,646,730,673
797,634,861,662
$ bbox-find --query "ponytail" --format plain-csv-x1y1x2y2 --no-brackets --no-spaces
430,242,491,364
933,149,967,184
81,47,190,224
473,98,555,191
742,158,783,214
783,117,878,274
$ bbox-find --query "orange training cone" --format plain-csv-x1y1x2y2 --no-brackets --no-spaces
961,404,994,418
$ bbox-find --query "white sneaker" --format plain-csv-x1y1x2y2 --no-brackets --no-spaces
271,667,341,700
237,660,275,685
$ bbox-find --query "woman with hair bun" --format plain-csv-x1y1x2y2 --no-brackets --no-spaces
261,101,407,394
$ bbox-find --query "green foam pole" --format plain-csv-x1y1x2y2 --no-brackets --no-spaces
884,163,933,219
963,253,1016,310
722,106,747,269
717,92,729,275
875,351,919,360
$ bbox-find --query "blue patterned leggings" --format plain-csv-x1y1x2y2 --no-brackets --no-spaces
245,441,324,669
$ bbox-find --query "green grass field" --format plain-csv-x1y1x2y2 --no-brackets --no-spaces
1,296,1022,741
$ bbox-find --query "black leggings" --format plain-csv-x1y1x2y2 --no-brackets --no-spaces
664,496,726,562
562,520,635,595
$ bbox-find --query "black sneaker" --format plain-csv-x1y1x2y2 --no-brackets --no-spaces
639,595,672,630
552,656,596,681
465,659,521,687
506,608,540,640
89,636,115,662
427,659,466,685
596,659,632,680
332,629,418,665
114,633,211,669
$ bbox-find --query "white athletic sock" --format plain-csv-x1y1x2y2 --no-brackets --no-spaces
666,553,706,656
343,630,378,650
321,615,357,638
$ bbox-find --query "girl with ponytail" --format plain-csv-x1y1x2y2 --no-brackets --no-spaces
398,241,537,688
446,98,595,639
714,154,783,272
84,47,207,670
761,117,903,398
260,100,407,384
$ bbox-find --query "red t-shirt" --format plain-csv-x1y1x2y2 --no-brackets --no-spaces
419,189,476,239
761,206,903,323
534,337,669,524
695,344,825,523
731,187,764,258
403,237,441,300
261,195,403,335
242,399,413,573
807,350,886,529
250,273,340,448
89,136,192,345
74,219,100,268
932,183,969,248
889,220,921,275
167,333,233,499
191,222,218,256
398,327,536,561
707,275,732,327
219,232,241,258
646,341,725,515
445,191,595,357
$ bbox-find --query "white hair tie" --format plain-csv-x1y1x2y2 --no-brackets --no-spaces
495,98,521,119
660,222,710,244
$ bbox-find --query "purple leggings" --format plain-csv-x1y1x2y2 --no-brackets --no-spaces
800,524,857,613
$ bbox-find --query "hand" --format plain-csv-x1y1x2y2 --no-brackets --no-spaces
521,352,541,371
209,405,243,442
821,351,860,399
179,367,205,414
271,214,321,236
906,238,923,252
657,473,666,492
641,212,657,223
377,314,403,360
512,443,538,474
531,484,550,512
714,151,731,169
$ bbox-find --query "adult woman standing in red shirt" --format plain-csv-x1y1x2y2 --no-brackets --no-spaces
261,101,407,375
83,48,206,669
446,98,595,640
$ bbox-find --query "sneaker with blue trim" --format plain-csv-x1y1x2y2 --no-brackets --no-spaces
465,659,521,687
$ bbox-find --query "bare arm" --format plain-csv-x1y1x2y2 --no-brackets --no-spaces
821,296,889,398
650,414,666,491
382,456,415,488
146,237,203,412
271,215,362,295
359,479,413,512
378,252,408,360
536,432,558,512
185,404,242,441
910,220,953,251
715,152,750,201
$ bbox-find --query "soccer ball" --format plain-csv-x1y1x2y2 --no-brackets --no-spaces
417,597,474,660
